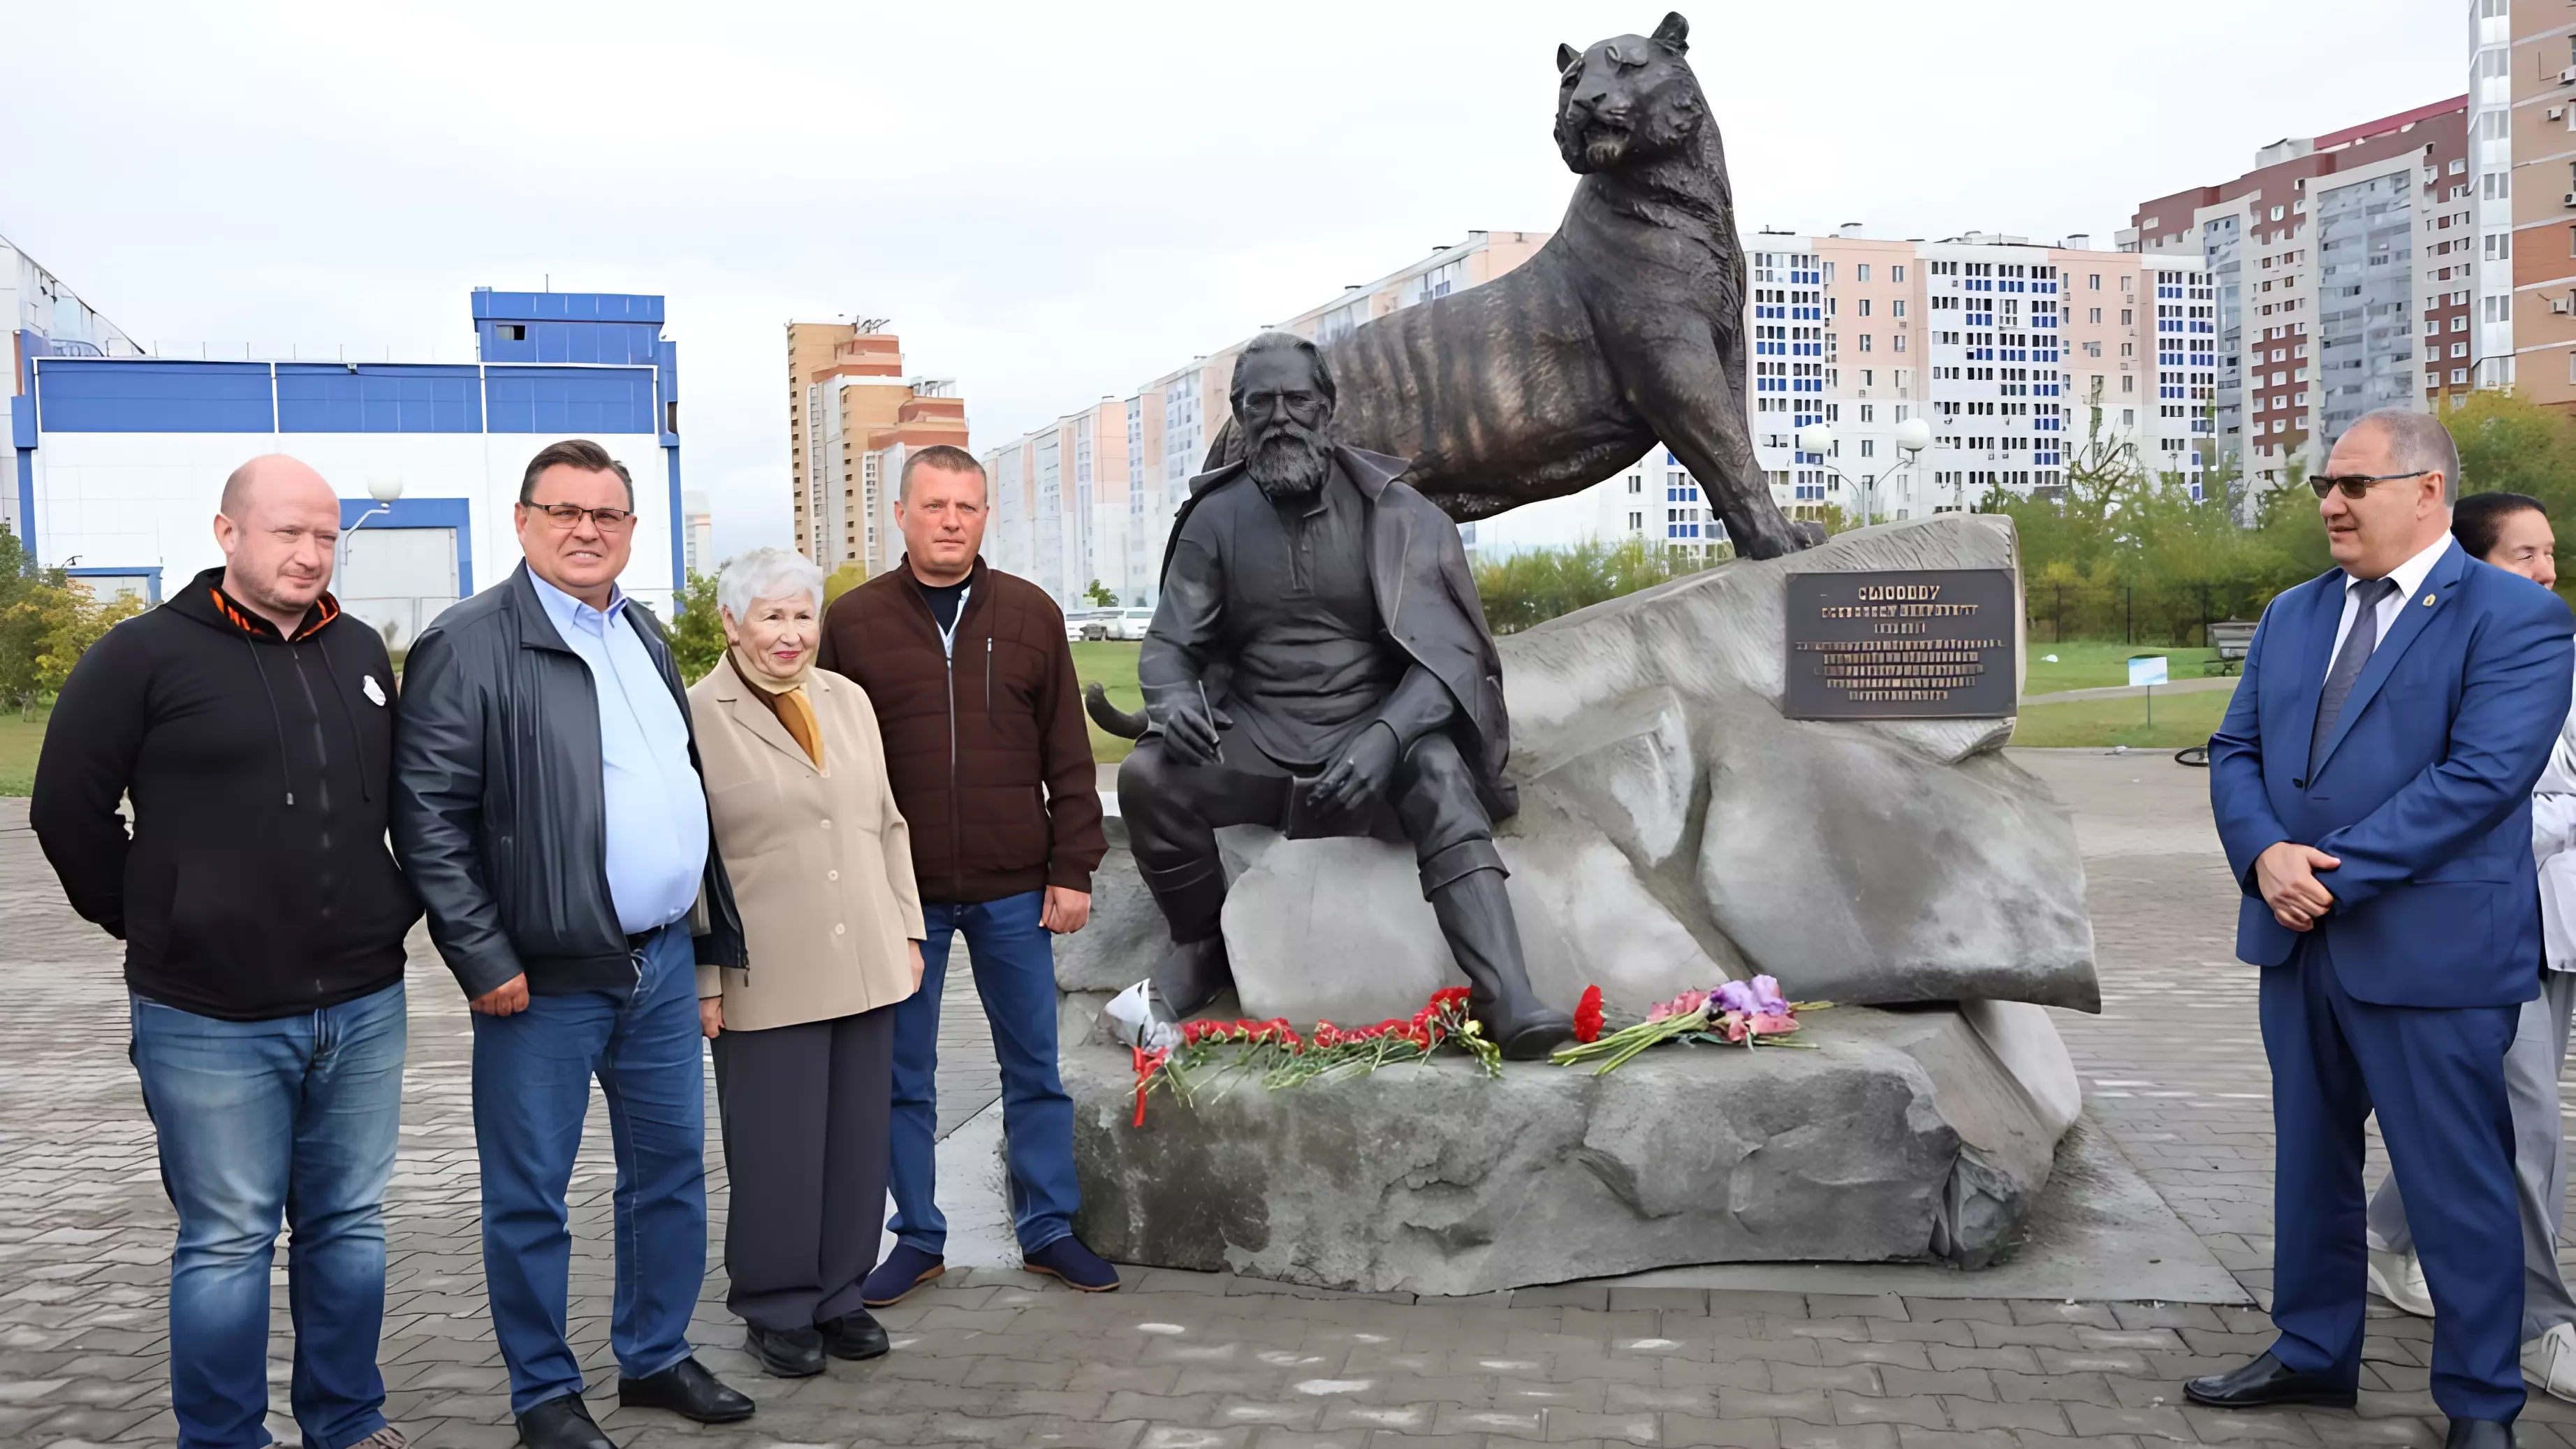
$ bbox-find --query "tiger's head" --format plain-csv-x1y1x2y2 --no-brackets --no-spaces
1553,13,1707,175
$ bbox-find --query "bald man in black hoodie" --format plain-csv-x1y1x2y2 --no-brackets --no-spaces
33,455,421,1449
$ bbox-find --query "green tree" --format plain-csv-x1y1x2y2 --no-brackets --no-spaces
824,562,869,607
1470,537,1719,634
2446,390,2576,523
0,532,140,715
665,570,726,684
1083,578,1118,608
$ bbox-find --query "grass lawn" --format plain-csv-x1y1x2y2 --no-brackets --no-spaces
1070,636,2234,756
1071,640,1143,764
2010,679,2234,749
2023,639,2226,694
0,705,49,796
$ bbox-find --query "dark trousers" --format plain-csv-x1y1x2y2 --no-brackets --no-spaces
1120,729,1499,936
2263,932,2525,1422
712,1005,895,1330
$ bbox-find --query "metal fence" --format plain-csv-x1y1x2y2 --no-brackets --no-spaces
2023,578,2281,647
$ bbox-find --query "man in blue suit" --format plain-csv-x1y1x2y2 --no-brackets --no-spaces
2196,407,2574,1447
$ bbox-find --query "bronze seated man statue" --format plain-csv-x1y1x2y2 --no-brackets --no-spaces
1105,331,1576,1061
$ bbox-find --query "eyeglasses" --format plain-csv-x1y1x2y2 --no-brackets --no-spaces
526,502,635,531
2308,470,2429,500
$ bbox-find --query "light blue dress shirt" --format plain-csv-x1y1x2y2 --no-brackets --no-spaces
527,572,711,935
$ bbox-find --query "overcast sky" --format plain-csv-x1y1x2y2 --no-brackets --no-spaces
6,0,2459,559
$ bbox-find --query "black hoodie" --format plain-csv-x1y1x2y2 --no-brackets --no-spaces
31,566,423,1020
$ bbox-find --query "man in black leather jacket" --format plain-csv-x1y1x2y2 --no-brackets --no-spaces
392,440,750,1449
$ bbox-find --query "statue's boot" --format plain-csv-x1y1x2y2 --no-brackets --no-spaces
1104,856,1235,1050
1429,867,1575,1061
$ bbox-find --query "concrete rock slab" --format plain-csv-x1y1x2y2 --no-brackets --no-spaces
1067,1002,2070,1295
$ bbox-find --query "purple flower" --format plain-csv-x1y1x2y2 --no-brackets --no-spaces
1713,980,1760,1016
1748,975,1790,1014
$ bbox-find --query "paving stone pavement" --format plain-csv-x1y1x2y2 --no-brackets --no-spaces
6,753,2576,1449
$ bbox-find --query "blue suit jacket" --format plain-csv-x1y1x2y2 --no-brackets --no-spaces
2209,540,2573,1007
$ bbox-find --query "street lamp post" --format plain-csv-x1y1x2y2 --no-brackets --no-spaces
1794,418,1932,526
338,475,405,577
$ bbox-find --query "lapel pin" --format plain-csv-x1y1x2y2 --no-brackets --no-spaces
2422,594,2436,607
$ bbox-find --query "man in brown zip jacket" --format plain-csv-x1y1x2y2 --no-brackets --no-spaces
816,444,1115,1297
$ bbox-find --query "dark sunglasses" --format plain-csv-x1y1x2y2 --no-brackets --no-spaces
2308,470,2429,500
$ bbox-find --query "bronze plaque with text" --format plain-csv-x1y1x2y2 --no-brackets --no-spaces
1783,569,2018,720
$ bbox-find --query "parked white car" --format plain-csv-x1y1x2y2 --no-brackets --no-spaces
1104,607,1156,641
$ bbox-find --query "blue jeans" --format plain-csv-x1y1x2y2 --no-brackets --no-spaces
888,891,1078,1254
129,980,407,1449
471,923,707,1414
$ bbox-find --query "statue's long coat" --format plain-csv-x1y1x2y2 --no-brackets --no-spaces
1157,444,1518,821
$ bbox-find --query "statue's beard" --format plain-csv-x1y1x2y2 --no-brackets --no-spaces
1245,423,1332,504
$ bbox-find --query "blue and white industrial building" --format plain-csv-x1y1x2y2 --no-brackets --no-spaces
12,281,687,642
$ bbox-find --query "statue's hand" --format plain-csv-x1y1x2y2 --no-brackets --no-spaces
1308,724,1401,818
1157,692,1233,767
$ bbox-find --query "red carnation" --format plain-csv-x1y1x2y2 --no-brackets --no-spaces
1574,985,1606,1044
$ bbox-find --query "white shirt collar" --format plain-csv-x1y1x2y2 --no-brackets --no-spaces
528,569,627,632
2348,532,2453,605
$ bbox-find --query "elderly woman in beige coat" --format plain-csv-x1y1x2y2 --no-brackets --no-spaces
689,546,923,1381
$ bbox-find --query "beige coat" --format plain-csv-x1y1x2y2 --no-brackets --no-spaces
689,662,925,1032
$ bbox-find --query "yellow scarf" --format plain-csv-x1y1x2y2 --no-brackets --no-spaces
730,648,823,771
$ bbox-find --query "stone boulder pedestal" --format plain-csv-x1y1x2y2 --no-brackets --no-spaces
1060,515,2095,1293
1063,998,2077,1295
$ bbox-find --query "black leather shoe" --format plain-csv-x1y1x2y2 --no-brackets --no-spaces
2445,1420,2513,1448
2183,1351,2357,1409
515,1394,614,1449
818,1309,890,1361
743,1325,825,1379
617,1356,754,1424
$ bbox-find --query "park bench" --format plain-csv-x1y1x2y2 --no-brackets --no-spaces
2204,620,2257,675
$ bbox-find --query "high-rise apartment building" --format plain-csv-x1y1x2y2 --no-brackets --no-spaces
2129,98,2468,494
1597,231,2200,543
784,321,969,576
682,489,712,577
995,228,2197,598
983,232,1546,606
2468,0,2576,405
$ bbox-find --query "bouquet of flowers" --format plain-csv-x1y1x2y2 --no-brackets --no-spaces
1128,986,1501,1125
1549,976,1827,1076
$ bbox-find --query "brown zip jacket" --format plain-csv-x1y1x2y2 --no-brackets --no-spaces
818,557,1105,905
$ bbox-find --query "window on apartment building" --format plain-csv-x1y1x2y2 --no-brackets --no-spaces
2121,308,2134,325
1894,333,1906,352
2486,295,2515,323
1857,264,1872,282
1823,262,1836,282
1859,335,1874,352
1891,299,1906,317
2120,275,2135,293
2122,374,2136,393
1892,265,1908,282
1857,298,1872,316
1627,473,1642,493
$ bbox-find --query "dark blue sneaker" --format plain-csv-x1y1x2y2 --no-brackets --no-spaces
1022,1236,1120,1292
861,1244,944,1306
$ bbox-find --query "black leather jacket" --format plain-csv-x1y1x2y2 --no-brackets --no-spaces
391,564,747,998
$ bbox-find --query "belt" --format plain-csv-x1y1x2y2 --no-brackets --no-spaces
626,925,665,953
